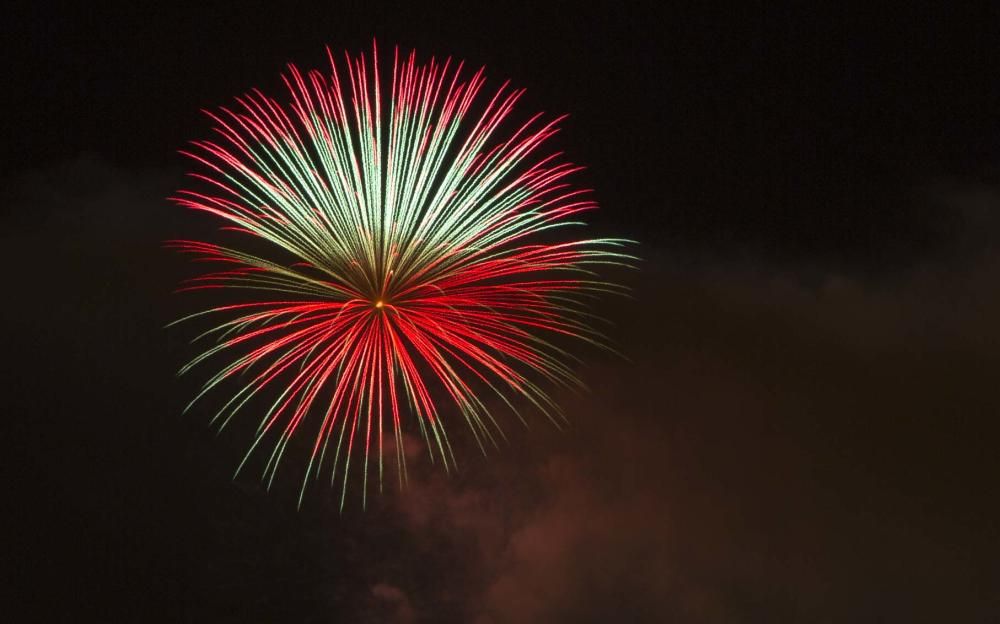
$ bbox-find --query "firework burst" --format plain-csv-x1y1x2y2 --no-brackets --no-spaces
169,43,633,507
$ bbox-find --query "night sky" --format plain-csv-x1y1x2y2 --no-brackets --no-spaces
5,4,1000,622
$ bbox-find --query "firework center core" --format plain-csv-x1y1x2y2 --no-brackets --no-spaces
374,300,385,309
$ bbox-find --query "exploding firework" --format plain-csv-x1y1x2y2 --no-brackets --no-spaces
169,43,633,507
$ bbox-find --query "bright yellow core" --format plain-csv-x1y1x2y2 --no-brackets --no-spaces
374,300,384,309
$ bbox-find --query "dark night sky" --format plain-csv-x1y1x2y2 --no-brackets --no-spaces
4,3,1000,622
